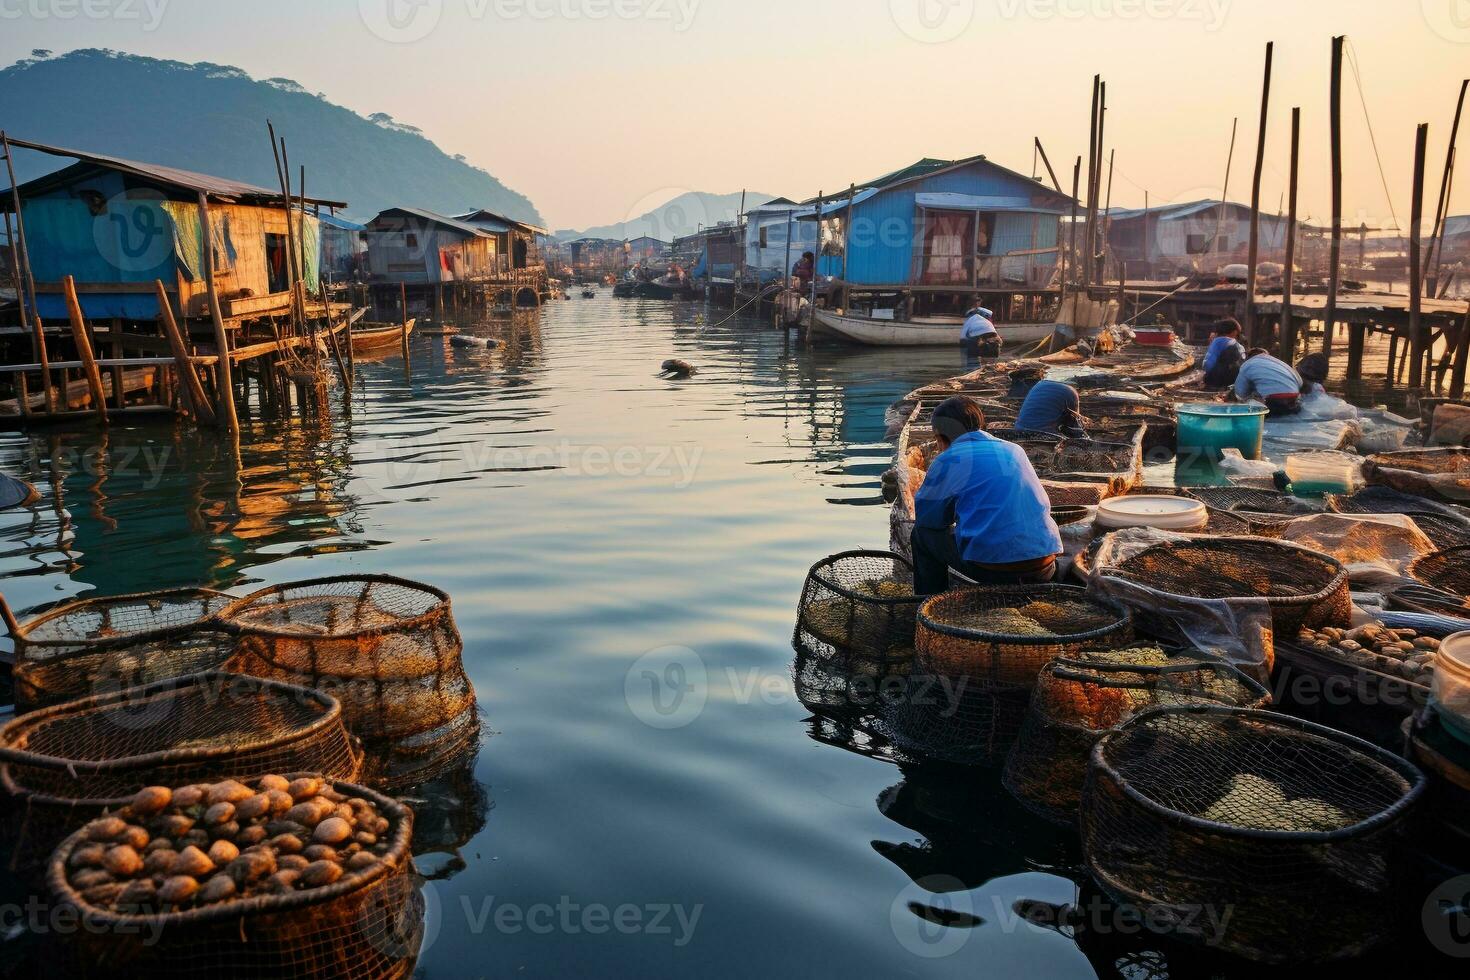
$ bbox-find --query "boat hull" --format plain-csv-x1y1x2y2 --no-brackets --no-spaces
812,310,1059,348
351,319,415,357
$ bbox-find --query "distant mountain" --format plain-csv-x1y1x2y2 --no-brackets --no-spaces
558,191,775,242
0,49,543,225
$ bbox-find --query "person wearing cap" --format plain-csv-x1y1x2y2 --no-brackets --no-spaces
1202,318,1247,388
961,304,1000,361
1295,352,1329,396
1233,348,1305,416
911,396,1063,595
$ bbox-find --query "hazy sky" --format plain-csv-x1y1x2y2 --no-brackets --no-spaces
2,0,1468,232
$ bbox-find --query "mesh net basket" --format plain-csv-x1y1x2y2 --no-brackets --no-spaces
1002,649,1271,825
11,588,233,660
1364,448,1470,503
793,552,923,703
1100,537,1351,638
220,576,472,742
872,587,1134,764
1081,705,1425,964
1389,583,1470,619
361,703,483,793
45,775,422,979
1409,545,1470,599
0,672,363,872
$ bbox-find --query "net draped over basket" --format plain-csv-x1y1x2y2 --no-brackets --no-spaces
220,576,475,746
1183,486,1320,537
1365,448,1470,504
1002,650,1271,824
0,672,362,871
46,776,422,980
793,552,923,711
1081,705,1425,964
1409,545,1470,599
10,589,237,713
876,586,1133,764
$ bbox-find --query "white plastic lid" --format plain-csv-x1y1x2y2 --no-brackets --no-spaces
1440,632,1470,677
1095,495,1208,531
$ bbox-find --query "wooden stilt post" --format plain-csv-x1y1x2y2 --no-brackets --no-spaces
1281,106,1301,362
400,283,411,363
1325,35,1345,359
1092,81,1107,286
809,191,823,333
1450,303,1470,398
3,131,56,413
1083,75,1099,290
1425,79,1468,297
1244,41,1273,347
61,276,108,421
1408,122,1430,390
198,192,240,438
154,280,214,424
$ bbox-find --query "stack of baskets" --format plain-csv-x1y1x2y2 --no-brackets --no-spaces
1183,486,1321,537
1002,650,1271,823
1081,705,1425,964
219,575,478,782
792,551,924,710
879,585,1133,763
9,588,236,713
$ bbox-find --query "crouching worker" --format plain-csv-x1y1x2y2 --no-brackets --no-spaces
1013,371,1087,438
911,396,1063,595
1234,348,1305,417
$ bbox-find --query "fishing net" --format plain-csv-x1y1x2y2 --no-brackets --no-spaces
1409,546,1470,599
361,703,483,793
1182,486,1320,535
1054,439,1140,477
1364,448,1470,505
1002,650,1271,824
221,576,472,743
46,776,422,979
871,587,1134,764
11,588,233,660
1089,530,1351,678
1081,705,1425,964
1390,582,1470,619
1276,512,1436,579
0,673,362,872
793,552,923,705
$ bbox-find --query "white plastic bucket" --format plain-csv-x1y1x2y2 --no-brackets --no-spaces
1432,632,1470,744
1095,495,1208,532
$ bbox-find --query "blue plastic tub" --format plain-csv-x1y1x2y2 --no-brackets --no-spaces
1176,404,1270,460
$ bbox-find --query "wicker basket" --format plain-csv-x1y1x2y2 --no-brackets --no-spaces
1409,545,1470,599
1364,448,1470,503
221,576,472,743
9,589,236,713
1082,705,1425,964
0,673,362,871
46,775,421,979
1002,650,1271,824
793,551,924,702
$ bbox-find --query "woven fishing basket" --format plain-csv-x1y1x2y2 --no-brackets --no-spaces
1081,705,1425,964
0,673,362,872
1409,545,1470,599
1183,486,1319,536
220,576,472,742
1364,448,1470,503
1002,650,1271,824
46,776,421,979
10,589,236,713
793,551,924,701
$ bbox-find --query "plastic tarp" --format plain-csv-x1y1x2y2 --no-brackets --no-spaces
162,202,238,282
20,197,174,319
1276,512,1437,584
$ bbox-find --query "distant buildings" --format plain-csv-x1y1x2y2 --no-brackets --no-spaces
1104,199,1299,279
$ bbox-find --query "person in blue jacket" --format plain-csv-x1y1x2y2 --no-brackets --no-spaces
911,396,1063,595
1202,318,1246,388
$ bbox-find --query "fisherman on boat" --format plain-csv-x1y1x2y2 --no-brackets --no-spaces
961,305,1001,362
911,396,1063,595
1012,370,1086,438
1202,318,1247,389
1233,348,1305,417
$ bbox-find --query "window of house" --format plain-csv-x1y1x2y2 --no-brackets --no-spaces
1186,233,1210,254
759,226,769,249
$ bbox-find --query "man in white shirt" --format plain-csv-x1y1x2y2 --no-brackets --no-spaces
961,306,1000,360
1234,348,1305,416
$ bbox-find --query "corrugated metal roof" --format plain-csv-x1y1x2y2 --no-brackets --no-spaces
1,136,348,208
372,206,491,237
914,192,1067,214
316,212,366,232
455,208,550,236
1106,199,1288,222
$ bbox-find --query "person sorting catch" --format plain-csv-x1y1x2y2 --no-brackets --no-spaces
1233,348,1305,416
961,304,1001,362
1012,370,1087,438
1202,318,1246,388
911,396,1063,595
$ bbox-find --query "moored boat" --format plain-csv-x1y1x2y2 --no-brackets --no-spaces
350,319,415,357
812,309,1059,348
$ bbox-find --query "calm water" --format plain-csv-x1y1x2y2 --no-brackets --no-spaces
0,299,1439,978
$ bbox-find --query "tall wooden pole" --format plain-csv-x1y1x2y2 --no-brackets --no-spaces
61,275,108,421
1211,118,1239,270
1325,35,1345,359
840,182,857,303
1408,123,1430,391
809,191,823,326
1063,157,1081,292
2,132,55,413
1083,75,1100,289
1100,149,1115,283
199,192,240,438
1244,41,1274,346
1034,137,1062,194
1281,107,1302,363
154,279,214,424
1426,78,1468,296
1091,81,1107,286
1450,303,1470,399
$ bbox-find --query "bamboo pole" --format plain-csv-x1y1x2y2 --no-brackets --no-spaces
809,191,823,331
1062,157,1080,292
1450,303,1470,399
1244,41,1274,346
840,183,856,302
198,192,240,438
400,283,410,362
2,131,55,413
1325,35,1345,359
1281,107,1301,363
61,276,108,421
1426,79,1468,296
1083,75,1100,289
266,122,299,339
1408,123,1429,391
1034,137,1062,194
280,139,305,341
1212,118,1239,270
1092,81,1107,285
154,280,214,424
1100,148,1115,283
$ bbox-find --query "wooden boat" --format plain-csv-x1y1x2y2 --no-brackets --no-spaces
812,309,1059,348
350,319,415,357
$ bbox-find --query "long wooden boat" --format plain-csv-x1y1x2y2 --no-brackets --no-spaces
812,309,1059,348
350,319,415,357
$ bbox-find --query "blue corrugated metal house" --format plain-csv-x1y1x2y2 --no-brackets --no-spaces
800,155,1073,293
